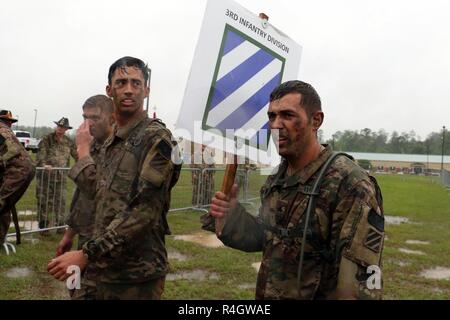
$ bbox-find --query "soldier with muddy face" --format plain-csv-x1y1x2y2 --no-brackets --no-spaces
207,81,384,300
47,56,181,300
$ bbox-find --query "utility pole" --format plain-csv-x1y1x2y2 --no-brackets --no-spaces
441,126,446,171
33,108,38,137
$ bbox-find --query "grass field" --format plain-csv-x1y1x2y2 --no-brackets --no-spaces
1,172,450,299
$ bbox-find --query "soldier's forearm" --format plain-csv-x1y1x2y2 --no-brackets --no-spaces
219,203,264,252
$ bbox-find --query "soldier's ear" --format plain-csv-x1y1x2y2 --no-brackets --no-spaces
106,85,113,98
312,111,324,130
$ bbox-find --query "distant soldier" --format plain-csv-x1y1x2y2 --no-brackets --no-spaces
55,95,114,299
36,117,77,230
0,110,35,247
191,144,215,207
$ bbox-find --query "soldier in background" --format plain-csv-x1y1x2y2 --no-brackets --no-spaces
48,56,181,300
0,110,35,247
36,117,77,231
55,95,114,299
207,81,384,299
191,143,215,207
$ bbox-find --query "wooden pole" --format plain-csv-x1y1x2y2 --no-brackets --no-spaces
215,155,237,237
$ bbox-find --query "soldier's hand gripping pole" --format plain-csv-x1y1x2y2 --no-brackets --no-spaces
215,156,238,237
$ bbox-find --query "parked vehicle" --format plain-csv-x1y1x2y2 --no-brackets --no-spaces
13,130,40,153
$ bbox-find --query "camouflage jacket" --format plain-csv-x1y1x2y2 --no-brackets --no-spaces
71,112,181,283
67,140,103,249
0,121,35,215
36,132,77,168
219,145,384,300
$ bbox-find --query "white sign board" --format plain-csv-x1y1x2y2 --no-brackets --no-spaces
176,0,302,165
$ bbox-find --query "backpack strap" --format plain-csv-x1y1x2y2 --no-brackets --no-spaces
295,151,351,297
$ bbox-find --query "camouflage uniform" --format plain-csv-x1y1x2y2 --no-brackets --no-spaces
70,112,181,300
0,121,35,244
64,141,103,300
212,145,384,299
36,132,77,228
66,141,102,249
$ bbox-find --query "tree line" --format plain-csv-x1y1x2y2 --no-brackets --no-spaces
11,125,449,156
320,128,449,155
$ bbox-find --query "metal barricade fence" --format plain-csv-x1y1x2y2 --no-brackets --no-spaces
7,166,267,239
442,169,450,188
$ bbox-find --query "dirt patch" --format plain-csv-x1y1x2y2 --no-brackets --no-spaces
166,269,219,281
168,250,188,262
420,267,450,280
405,240,430,245
5,267,33,278
398,248,426,255
174,232,224,248
252,262,261,272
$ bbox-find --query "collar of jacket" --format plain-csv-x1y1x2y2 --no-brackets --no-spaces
269,144,334,189
115,111,148,140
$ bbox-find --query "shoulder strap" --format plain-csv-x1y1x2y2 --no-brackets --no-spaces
296,151,351,297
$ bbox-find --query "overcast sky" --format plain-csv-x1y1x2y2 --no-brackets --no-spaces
1,0,449,141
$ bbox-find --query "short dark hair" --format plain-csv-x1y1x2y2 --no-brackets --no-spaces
82,95,114,115
108,56,150,86
270,80,322,116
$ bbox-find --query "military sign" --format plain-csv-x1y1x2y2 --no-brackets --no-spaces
176,0,302,165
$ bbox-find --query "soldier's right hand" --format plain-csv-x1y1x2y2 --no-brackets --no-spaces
44,165,53,171
209,184,239,219
76,120,93,158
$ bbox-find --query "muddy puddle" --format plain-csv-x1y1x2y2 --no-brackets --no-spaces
405,240,430,245
420,267,450,280
168,250,188,261
385,216,410,225
166,269,219,281
5,267,33,278
251,262,261,272
174,232,224,248
238,283,256,290
398,248,426,255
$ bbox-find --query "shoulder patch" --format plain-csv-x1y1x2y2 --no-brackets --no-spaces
364,227,383,253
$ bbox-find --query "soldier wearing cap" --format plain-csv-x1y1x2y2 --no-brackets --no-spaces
0,110,35,246
36,117,77,231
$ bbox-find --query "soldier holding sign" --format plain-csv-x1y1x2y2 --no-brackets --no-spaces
207,81,384,299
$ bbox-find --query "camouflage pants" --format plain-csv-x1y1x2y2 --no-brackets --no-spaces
0,212,11,244
70,276,97,300
191,170,215,207
36,170,67,228
94,277,166,300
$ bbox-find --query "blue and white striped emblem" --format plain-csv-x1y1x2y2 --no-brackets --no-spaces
202,25,285,147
